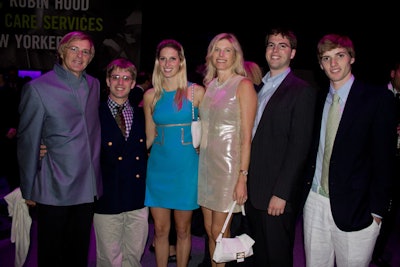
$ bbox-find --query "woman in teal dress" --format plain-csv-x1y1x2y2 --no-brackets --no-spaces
143,39,205,267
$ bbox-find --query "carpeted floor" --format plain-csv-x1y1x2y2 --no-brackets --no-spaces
1,175,399,267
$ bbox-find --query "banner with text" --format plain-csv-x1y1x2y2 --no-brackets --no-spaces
0,0,142,74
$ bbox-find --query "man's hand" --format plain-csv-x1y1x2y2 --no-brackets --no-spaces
40,144,47,159
25,200,36,207
267,195,286,216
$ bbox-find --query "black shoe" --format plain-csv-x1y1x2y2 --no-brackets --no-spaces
371,256,392,267
167,254,191,263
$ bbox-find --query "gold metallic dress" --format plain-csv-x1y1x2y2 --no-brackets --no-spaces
198,75,244,213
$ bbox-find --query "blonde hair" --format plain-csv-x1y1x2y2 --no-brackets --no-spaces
151,39,188,110
203,33,246,86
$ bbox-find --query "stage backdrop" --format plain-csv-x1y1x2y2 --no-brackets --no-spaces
0,0,142,74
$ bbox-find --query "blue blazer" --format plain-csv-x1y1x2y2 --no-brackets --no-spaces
95,101,147,214
303,79,397,231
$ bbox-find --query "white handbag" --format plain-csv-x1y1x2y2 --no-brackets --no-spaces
213,201,255,263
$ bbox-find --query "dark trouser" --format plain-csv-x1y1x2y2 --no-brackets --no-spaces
372,155,400,261
246,201,296,267
36,202,94,267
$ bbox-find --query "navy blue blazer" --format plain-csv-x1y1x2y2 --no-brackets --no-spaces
95,101,147,214
303,79,397,231
248,71,317,213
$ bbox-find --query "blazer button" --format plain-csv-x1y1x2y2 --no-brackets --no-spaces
136,156,140,160
118,156,123,161
136,174,140,178
140,138,144,142
108,142,113,146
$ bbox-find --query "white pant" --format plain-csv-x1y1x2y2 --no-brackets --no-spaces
303,191,380,267
94,207,149,267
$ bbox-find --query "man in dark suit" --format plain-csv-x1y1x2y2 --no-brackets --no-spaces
246,28,317,266
302,34,397,267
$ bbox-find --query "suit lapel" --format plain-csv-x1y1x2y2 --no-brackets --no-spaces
334,80,364,145
256,73,293,132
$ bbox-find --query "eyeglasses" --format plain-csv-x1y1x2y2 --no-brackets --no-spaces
266,42,291,50
67,46,92,56
110,75,133,82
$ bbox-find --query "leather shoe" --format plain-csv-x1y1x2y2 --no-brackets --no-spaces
371,256,391,267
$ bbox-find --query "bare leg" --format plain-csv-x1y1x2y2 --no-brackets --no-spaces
174,209,193,267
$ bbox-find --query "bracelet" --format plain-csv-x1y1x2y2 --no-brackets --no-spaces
239,169,248,176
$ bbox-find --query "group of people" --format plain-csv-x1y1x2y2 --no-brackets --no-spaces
14,27,398,267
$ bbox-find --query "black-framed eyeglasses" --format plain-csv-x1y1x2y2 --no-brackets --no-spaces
67,46,92,56
110,75,133,82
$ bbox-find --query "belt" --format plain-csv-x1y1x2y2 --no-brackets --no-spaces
311,183,329,198
156,123,191,127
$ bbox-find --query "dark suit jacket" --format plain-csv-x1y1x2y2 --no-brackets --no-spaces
95,101,147,214
248,71,317,214
303,79,397,231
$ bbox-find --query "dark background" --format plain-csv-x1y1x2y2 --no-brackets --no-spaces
138,2,398,88
1,1,398,88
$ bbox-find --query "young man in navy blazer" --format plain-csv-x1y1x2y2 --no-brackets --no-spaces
302,34,397,267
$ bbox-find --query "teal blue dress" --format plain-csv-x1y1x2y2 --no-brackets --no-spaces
145,87,199,210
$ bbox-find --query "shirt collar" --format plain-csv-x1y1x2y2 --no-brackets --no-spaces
107,96,129,110
262,67,291,86
329,74,354,103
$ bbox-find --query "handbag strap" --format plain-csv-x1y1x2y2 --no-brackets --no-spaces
220,201,245,234
191,83,196,121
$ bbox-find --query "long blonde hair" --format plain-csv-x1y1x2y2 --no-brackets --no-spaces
203,33,246,86
151,39,188,111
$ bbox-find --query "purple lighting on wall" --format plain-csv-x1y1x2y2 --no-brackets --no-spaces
18,70,42,80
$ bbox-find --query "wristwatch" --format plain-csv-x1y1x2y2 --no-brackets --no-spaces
239,169,248,176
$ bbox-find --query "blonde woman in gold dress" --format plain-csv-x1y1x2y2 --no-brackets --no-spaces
197,33,257,267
